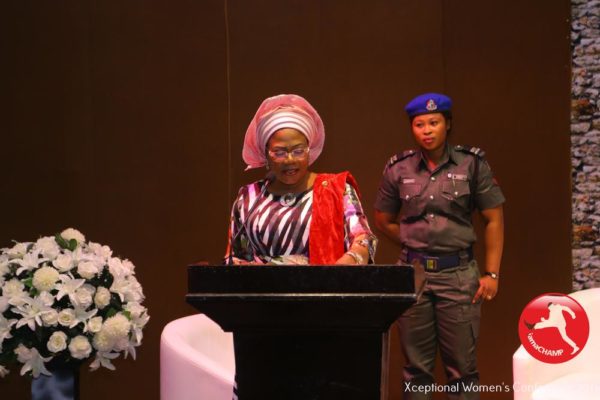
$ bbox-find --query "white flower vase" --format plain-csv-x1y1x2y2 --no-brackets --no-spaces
31,364,80,400
1,229,150,395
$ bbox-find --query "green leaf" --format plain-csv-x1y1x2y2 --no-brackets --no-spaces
106,308,118,318
68,239,78,251
23,277,33,289
55,234,70,250
123,310,132,320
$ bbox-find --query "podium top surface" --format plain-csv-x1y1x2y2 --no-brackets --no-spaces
187,264,415,295
186,265,416,331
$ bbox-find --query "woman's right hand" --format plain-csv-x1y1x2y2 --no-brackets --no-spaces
230,257,262,265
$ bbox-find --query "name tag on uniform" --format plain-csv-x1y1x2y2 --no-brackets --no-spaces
447,173,468,181
402,178,416,184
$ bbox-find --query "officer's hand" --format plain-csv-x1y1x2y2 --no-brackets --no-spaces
473,276,499,303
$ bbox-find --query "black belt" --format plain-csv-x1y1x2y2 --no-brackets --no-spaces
405,248,473,272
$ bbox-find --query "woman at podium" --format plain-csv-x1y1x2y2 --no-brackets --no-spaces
224,93,376,266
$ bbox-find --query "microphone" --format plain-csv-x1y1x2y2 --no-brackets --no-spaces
264,171,276,184
225,173,275,265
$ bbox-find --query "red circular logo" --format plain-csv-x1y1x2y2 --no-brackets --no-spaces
518,293,589,363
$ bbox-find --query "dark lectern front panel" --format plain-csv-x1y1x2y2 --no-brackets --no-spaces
186,264,416,400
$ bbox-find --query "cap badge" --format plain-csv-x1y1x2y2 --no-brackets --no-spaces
426,99,438,111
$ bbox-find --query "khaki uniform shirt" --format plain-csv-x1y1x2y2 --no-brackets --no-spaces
374,144,505,253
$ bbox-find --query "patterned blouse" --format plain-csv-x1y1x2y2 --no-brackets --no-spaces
224,179,377,264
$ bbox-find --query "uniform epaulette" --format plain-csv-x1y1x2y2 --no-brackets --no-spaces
387,149,417,168
455,145,485,158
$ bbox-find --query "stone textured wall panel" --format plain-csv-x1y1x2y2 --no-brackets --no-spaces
572,0,600,289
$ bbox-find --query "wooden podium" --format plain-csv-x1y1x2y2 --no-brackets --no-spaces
186,265,416,400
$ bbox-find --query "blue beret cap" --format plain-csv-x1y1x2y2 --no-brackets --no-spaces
405,93,452,118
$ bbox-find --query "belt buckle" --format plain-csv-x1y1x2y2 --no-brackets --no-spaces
425,257,439,271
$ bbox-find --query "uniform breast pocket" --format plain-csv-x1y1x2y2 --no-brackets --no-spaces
399,183,423,218
441,180,471,211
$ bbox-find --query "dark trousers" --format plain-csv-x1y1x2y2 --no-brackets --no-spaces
398,261,481,400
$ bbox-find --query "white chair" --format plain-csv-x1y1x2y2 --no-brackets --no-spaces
160,314,235,400
512,288,600,400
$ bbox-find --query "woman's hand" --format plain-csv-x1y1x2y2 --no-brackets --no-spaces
334,234,372,265
230,257,263,265
335,253,360,265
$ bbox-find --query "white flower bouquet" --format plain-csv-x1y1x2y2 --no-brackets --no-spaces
0,228,150,378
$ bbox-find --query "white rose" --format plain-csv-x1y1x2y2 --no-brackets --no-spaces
37,291,55,306
81,284,96,295
60,228,86,244
41,310,59,326
58,309,76,327
47,331,68,353
53,253,74,272
35,237,60,260
68,335,92,359
108,257,126,278
0,256,9,276
88,242,112,259
0,264,10,287
122,259,135,275
3,279,25,298
77,260,99,280
88,254,107,270
73,288,93,309
124,302,146,319
6,243,28,258
32,266,59,292
124,278,144,303
103,314,131,341
87,316,103,333
94,287,111,309
0,296,8,313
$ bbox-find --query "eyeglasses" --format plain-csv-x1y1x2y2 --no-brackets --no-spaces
268,146,310,161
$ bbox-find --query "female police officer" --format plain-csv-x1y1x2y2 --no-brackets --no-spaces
374,93,504,399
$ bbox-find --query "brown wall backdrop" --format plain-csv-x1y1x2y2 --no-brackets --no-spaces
1,1,572,399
